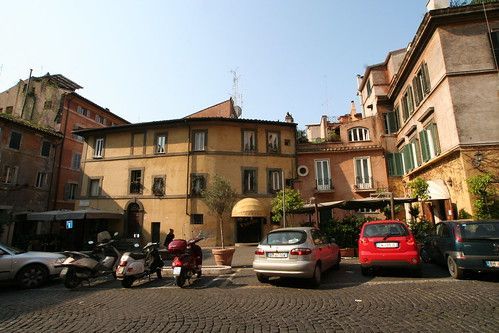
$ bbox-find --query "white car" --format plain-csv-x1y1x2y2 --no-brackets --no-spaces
253,227,340,287
0,242,66,288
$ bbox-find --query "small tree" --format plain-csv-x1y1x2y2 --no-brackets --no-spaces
271,188,304,225
467,172,498,219
407,177,430,222
202,175,237,249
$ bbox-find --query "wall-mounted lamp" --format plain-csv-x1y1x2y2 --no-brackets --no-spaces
472,151,483,168
367,104,373,109
446,177,453,187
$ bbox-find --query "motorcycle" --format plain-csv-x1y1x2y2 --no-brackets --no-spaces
59,231,121,289
168,235,204,287
116,242,164,288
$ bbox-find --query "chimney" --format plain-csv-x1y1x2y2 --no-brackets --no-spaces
350,101,357,120
285,112,294,123
426,0,449,11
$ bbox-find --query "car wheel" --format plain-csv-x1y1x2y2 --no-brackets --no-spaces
16,264,48,289
332,257,341,270
256,273,269,283
361,266,371,276
447,256,464,279
310,263,321,288
64,268,80,289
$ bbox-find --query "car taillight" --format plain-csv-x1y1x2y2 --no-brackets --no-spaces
119,260,127,266
359,237,369,245
172,258,182,267
290,248,312,255
454,225,463,243
255,249,265,256
406,236,415,246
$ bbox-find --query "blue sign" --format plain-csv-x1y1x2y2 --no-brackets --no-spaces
66,220,73,229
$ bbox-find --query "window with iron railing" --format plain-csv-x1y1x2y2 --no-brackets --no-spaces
315,160,332,191
354,157,373,190
129,170,143,194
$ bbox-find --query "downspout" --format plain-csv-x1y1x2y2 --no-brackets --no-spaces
185,123,191,217
51,93,72,210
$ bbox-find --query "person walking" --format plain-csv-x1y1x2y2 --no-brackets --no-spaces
163,229,175,248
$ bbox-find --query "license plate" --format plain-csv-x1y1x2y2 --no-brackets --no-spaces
376,242,399,248
267,252,288,258
485,261,499,268
173,267,182,276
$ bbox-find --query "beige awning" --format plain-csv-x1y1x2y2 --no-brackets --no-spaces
231,198,266,217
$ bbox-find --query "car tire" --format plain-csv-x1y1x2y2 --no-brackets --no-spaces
332,257,341,270
64,268,80,289
256,273,269,283
447,256,464,279
361,266,371,276
310,263,321,288
16,264,48,289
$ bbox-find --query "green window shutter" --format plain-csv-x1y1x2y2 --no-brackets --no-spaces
63,183,70,200
422,63,431,94
387,153,395,176
429,123,441,155
412,77,422,106
407,87,415,115
402,146,414,173
394,153,404,176
420,130,430,162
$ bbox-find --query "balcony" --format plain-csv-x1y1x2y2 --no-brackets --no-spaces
353,177,374,191
315,178,334,192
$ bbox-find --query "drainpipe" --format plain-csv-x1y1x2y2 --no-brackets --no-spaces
185,124,191,217
20,69,33,119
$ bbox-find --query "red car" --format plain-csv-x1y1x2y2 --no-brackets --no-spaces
358,220,421,276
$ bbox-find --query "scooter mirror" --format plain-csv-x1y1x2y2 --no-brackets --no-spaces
134,243,140,248
114,232,119,237
88,241,94,245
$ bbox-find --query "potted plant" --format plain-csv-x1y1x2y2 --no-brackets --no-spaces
202,175,237,266
322,215,368,257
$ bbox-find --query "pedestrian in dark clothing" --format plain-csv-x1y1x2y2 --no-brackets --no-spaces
164,229,175,249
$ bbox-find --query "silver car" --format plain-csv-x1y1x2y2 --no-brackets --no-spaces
0,242,66,288
253,227,340,287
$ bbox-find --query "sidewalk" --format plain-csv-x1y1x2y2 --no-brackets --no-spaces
202,245,256,268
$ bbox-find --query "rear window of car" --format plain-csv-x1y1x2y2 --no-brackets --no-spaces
362,223,409,237
460,222,499,239
261,231,307,245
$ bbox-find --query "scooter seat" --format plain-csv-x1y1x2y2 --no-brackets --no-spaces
129,252,146,260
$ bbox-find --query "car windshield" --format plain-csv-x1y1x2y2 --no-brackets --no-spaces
460,222,499,239
363,223,408,237
0,242,25,254
261,231,307,245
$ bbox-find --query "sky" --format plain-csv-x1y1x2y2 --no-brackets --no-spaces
0,0,428,129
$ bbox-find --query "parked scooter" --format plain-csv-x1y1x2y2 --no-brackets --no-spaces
60,231,121,289
116,242,164,288
168,235,204,287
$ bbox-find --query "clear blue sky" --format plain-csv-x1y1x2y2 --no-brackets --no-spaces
0,0,428,129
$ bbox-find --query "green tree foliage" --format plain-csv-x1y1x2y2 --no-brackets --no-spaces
271,188,304,224
407,219,435,244
407,177,430,201
202,175,237,248
466,173,498,219
321,215,372,248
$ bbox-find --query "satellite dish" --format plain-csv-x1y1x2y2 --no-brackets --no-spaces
234,105,242,118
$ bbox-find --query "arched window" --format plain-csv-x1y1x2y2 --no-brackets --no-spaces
348,127,370,142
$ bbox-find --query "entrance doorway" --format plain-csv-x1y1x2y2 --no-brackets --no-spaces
126,202,143,238
236,218,262,243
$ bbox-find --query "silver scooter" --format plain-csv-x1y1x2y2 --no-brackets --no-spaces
116,242,163,288
59,231,121,289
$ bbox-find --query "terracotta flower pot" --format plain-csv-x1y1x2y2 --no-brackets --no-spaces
340,247,356,258
211,247,236,266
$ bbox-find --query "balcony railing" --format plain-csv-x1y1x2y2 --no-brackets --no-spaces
316,178,333,192
354,177,374,191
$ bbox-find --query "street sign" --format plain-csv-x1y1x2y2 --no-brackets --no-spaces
66,220,73,229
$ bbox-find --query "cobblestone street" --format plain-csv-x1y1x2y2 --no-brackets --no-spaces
1,257,498,333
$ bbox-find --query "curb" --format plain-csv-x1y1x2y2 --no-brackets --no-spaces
161,265,233,276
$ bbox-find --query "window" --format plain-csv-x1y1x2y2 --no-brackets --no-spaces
191,174,206,196
242,130,256,152
152,177,165,196
94,138,104,158
267,132,279,153
409,138,421,168
401,145,415,174
193,131,206,151
419,122,441,162
77,106,88,116
190,214,204,225
155,133,167,154
95,114,104,124
71,153,81,169
492,31,499,67
6,106,13,114
35,172,47,188
268,169,282,194
64,183,78,200
384,109,400,134
354,157,372,190
242,168,257,194
72,125,84,141
2,166,18,184
348,127,370,142
386,153,404,176
315,160,331,191
366,79,372,97
89,179,101,197
9,132,22,150
413,63,431,106
41,141,51,157
401,87,414,122
129,170,143,194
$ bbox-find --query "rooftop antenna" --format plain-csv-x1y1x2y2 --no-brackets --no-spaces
230,69,243,118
